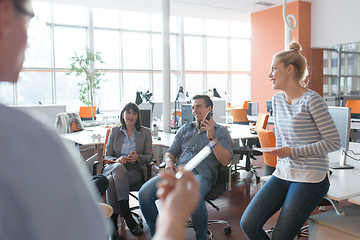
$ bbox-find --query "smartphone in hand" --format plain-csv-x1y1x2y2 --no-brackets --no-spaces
201,111,213,127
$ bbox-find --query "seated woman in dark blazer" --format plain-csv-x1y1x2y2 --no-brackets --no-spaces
103,102,152,239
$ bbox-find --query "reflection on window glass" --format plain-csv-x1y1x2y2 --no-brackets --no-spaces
122,32,150,70
56,71,83,112
207,74,228,98
96,72,120,110
33,1,51,23
231,39,251,71
122,72,150,102
0,82,14,105
93,8,120,28
24,20,52,68
94,29,120,69
54,27,87,68
185,36,204,70
122,11,149,31
231,74,251,105
53,4,87,26
205,20,228,37
185,74,204,98
17,72,53,105
207,37,228,71
184,18,204,35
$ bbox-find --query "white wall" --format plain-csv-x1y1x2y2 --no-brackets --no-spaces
311,0,360,48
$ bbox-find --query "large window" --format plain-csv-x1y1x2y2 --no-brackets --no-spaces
0,2,251,110
323,43,360,97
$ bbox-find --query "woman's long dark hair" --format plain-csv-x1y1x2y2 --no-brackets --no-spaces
120,102,142,131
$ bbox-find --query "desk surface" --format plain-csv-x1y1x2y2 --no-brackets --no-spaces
152,132,175,148
327,142,360,201
61,127,107,146
221,123,258,140
247,115,274,124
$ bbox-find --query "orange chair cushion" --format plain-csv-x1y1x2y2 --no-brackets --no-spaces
79,106,96,118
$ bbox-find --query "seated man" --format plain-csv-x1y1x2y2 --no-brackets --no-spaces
139,94,233,240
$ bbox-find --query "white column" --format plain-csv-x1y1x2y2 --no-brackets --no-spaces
162,0,171,133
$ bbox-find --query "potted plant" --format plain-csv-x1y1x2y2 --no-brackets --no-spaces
67,48,106,122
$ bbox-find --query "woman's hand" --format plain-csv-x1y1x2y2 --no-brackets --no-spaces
103,159,116,165
270,147,292,158
127,151,139,163
116,156,128,164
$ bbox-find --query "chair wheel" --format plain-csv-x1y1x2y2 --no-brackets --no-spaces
224,226,232,235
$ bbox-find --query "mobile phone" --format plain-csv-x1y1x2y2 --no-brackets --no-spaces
201,111,213,127
205,111,213,121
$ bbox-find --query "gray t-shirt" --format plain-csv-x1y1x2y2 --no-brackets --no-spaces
0,104,107,240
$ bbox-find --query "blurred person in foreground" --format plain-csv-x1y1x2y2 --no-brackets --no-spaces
153,167,200,240
0,0,107,239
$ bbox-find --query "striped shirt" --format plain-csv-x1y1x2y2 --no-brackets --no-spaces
272,89,341,183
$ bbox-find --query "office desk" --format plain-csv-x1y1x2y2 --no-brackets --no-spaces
302,142,360,239
61,127,107,173
325,142,360,215
152,132,176,165
247,115,274,125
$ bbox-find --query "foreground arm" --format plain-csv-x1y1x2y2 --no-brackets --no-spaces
153,168,200,240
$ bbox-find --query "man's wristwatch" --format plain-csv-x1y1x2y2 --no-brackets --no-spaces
208,136,217,142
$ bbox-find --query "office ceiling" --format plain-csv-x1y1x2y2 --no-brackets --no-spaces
42,0,312,22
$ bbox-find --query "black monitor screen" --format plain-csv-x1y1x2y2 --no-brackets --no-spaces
140,109,151,128
266,100,273,116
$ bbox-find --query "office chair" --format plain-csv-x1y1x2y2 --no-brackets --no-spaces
186,164,232,240
231,113,269,183
79,106,97,121
242,101,251,111
256,129,277,170
55,112,84,133
345,99,360,118
230,108,249,124
84,153,114,218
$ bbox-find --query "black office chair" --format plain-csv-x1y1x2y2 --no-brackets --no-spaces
232,145,261,183
128,162,153,228
186,164,232,240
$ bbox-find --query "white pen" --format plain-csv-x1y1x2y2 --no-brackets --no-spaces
175,140,217,179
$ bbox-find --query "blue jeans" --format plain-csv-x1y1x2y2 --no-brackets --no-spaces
139,173,212,240
240,176,330,240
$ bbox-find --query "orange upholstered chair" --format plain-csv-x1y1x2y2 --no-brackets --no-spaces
242,101,251,110
256,129,277,168
103,128,111,155
230,108,249,124
345,100,360,117
79,106,97,120
255,113,269,132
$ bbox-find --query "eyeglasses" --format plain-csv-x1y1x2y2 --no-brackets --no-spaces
13,0,35,19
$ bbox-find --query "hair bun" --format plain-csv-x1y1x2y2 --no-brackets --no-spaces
288,41,302,52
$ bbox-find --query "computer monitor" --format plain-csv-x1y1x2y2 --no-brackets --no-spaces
181,104,194,126
140,109,152,129
328,106,354,169
266,100,273,116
